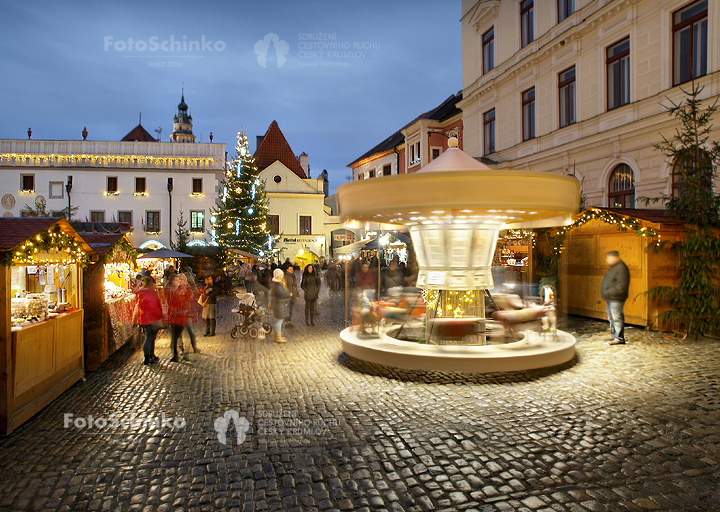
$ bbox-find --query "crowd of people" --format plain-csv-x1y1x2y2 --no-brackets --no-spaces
131,265,219,365
132,255,419,358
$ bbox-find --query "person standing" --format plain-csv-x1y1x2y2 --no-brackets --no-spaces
284,265,299,327
301,264,321,325
271,268,290,343
133,276,164,365
165,274,189,362
200,275,218,336
600,250,630,345
181,272,200,353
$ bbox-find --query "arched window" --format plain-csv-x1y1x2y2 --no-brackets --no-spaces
608,164,635,208
671,150,713,199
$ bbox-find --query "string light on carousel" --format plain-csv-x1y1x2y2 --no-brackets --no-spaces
335,137,581,373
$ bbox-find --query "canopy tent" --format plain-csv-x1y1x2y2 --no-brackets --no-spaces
137,248,193,259
334,236,377,256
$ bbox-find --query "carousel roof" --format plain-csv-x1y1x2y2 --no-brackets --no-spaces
336,139,580,230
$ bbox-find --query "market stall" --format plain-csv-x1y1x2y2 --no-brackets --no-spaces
0,217,91,434
80,234,137,371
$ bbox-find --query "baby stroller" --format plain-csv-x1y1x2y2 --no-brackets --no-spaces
230,292,273,339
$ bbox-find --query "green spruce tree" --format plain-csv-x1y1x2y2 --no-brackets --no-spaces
642,83,720,338
171,210,190,253
212,131,275,257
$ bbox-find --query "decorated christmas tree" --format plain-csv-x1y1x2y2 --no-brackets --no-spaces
212,131,275,257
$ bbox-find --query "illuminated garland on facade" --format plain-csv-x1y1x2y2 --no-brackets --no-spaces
569,208,659,238
0,153,220,169
2,230,88,267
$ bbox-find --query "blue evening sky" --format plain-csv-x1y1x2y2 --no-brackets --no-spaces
0,0,462,194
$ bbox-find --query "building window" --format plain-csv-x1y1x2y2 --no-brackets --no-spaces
369,169,376,178
135,177,146,195
106,176,118,194
49,181,64,199
558,0,574,22
192,178,203,195
146,211,160,233
673,0,708,86
273,175,282,184
522,88,535,141
299,215,312,235
268,214,280,235
608,164,635,208
383,164,392,175
559,66,576,128
21,174,34,192
607,38,630,111
190,210,204,232
357,174,364,180
521,0,534,48
431,148,441,160
482,27,494,74
90,211,105,222
118,211,132,226
671,153,712,199
483,109,496,155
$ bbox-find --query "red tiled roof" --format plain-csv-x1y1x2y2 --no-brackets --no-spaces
0,217,65,251
253,121,306,178
121,124,157,142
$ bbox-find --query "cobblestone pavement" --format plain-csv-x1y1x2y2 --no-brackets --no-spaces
1,292,719,512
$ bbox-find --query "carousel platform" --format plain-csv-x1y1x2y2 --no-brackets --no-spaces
340,328,576,373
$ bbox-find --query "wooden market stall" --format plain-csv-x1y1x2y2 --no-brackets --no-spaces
0,217,91,434
562,208,684,330
80,234,137,371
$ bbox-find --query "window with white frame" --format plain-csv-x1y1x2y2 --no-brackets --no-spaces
558,0,574,22
484,109,496,155
190,210,204,232
607,38,630,110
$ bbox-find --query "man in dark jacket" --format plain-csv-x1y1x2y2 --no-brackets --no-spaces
284,265,299,327
600,250,630,345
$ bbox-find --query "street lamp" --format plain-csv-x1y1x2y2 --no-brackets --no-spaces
167,177,174,246
65,176,73,221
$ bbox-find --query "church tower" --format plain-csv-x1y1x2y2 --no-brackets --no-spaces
170,90,195,143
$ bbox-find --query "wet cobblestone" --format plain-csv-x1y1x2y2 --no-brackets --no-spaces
0,293,719,511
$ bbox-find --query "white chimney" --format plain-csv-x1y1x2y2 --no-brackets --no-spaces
299,152,309,177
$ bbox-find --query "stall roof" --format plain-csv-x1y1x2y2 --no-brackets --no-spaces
0,217,92,253
79,234,128,256
594,208,685,225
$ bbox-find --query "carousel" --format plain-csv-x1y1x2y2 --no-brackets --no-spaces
335,138,580,373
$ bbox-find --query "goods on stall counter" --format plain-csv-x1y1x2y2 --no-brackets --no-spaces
11,294,50,325
104,280,133,302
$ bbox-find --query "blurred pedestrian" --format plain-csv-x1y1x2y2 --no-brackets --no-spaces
301,263,321,325
165,273,190,362
181,272,200,353
382,258,404,292
355,262,376,296
271,268,290,343
601,250,630,345
200,275,218,336
133,276,164,365
284,265,299,327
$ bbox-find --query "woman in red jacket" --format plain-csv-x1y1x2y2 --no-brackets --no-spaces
165,273,190,362
134,277,164,365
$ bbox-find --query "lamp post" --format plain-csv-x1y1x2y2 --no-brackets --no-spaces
65,176,73,221
377,233,390,300
167,177,173,246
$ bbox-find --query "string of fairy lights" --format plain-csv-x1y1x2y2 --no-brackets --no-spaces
0,153,220,169
3,230,88,267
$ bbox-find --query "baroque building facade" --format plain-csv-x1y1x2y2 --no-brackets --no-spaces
460,0,720,208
